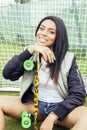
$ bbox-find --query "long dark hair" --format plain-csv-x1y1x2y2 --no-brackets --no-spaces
35,16,69,84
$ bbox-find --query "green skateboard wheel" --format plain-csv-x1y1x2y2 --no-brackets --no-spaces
21,117,31,128
21,110,29,118
23,60,34,71
21,110,31,128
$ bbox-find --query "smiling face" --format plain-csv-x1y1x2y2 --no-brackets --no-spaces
36,19,57,47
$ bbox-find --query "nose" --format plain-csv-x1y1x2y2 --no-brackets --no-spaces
41,29,48,35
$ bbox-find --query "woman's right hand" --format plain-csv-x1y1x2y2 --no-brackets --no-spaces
27,44,56,63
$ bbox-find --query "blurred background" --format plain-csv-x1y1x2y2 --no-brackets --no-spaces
0,0,87,92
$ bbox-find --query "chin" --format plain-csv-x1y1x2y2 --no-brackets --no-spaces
38,43,47,46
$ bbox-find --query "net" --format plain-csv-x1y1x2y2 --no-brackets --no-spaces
0,0,87,91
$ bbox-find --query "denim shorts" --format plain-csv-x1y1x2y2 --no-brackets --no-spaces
38,100,59,116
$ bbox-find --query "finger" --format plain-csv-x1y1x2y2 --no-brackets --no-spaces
46,51,55,63
41,51,48,61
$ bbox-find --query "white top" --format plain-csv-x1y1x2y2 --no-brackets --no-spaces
38,58,63,103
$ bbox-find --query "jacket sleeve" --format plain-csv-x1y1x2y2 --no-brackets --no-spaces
54,56,86,120
3,49,32,81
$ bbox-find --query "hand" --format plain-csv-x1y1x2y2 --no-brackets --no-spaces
28,44,56,63
40,112,58,130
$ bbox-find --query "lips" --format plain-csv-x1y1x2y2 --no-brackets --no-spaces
39,37,48,43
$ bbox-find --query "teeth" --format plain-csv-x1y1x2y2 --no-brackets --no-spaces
39,38,47,42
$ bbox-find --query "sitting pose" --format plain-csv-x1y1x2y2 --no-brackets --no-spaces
1,16,87,130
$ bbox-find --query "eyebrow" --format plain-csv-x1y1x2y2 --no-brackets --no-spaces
40,25,56,31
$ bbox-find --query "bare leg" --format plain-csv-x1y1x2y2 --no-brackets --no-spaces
0,95,34,118
0,108,5,130
0,95,44,130
56,106,87,130
0,95,34,130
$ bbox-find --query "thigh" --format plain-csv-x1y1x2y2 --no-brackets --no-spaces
0,95,34,119
56,106,87,128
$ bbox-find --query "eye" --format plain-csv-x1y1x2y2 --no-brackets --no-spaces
39,26,44,31
49,30,56,35
50,31,55,34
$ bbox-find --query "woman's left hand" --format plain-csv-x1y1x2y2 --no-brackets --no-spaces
40,112,58,130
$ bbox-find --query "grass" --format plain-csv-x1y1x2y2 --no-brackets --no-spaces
0,91,87,130
0,91,70,130
70,49,87,75
5,117,68,130
0,41,87,130
0,40,24,86
0,40,87,87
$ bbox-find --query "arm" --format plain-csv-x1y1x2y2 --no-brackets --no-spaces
40,56,86,130
3,49,32,81
3,44,55,81
53,56,86,120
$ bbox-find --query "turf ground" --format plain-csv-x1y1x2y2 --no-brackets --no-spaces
0,91,70,130
0,91,87,130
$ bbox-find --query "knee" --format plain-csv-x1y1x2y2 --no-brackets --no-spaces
77,112,87,122
0,103,4,112
0,108,4,116
75,106,87,124
57,106,87,128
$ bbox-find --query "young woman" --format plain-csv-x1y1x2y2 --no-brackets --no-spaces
1,16,87,130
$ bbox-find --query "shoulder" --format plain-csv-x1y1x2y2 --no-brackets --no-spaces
61,51,75,69
64,51,74,60
60,51,75,78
